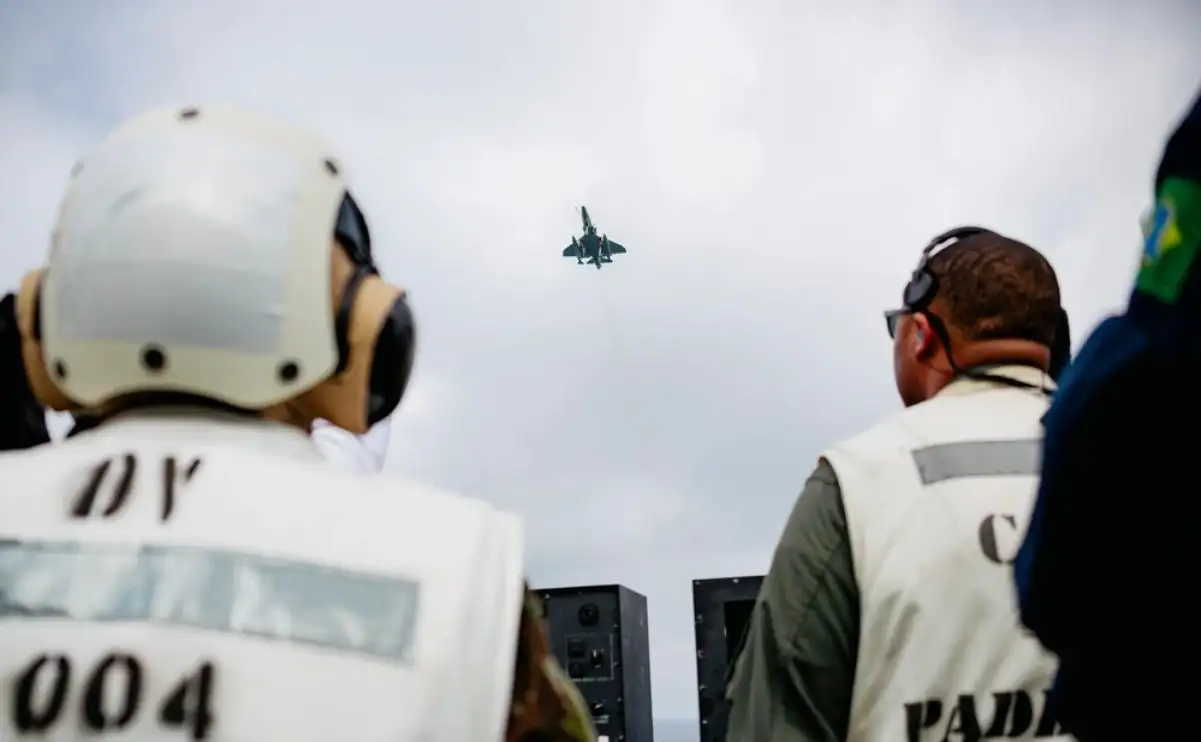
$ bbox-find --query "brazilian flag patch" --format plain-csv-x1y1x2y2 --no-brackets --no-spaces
1137,178,1201,304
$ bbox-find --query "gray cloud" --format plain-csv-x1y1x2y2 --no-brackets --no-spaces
2,0,1198,722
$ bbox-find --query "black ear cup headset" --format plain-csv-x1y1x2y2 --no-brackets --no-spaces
896,226,1072,392
29,191,416,428
332,192,416,426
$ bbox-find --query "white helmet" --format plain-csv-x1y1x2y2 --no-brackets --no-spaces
17,105,416,432
14,103,415,427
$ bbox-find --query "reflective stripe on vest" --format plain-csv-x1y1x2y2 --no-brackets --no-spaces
911,439,1041,485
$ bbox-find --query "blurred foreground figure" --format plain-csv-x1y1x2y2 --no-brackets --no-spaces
0,106,594,742
727,227,1072,742
1015,89,1201,741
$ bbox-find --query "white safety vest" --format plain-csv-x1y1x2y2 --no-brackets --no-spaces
822,366,1072,742
0,410,525,742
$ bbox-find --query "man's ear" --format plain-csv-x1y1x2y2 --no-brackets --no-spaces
912,313,937,359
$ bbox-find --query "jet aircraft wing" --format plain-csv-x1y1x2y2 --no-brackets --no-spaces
562,244,579,257
606,240,627,254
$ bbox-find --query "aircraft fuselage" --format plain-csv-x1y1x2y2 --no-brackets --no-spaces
564,206,623,270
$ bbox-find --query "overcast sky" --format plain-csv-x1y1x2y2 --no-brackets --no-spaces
2,0,1199,724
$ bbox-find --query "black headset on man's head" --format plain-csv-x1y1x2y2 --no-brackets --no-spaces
893,226,1072,391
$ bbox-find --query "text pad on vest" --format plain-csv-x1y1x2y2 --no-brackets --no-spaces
0,421,524,742
822,378,1072,742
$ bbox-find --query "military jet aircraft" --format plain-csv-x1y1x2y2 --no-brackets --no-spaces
562,206,627,269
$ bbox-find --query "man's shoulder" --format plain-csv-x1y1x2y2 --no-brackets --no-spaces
823,402,930,462
826,388,1046,460
220,453,513,527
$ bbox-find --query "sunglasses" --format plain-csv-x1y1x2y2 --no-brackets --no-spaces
884,308,912,339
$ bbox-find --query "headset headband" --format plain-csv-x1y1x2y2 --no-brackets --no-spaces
903,226,990,311
912,226,988,287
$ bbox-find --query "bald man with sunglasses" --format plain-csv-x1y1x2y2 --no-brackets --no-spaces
725,228,1072,742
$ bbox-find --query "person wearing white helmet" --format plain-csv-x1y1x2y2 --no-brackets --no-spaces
0,105,595,742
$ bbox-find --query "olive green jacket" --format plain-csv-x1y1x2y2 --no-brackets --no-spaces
725,459,859,742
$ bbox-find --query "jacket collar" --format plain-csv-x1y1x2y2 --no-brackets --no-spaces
937,364,1057,399
78,407,325,463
